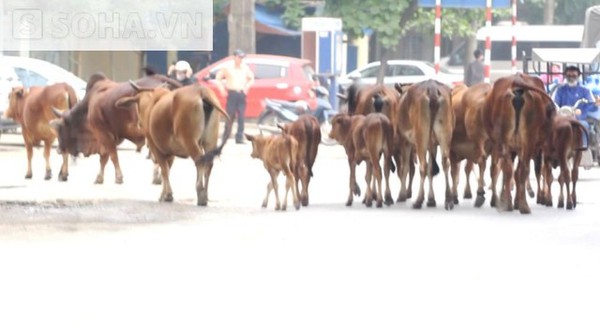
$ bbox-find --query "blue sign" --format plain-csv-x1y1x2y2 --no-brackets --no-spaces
419,0,511,8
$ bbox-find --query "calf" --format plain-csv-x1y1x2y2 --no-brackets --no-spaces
279,115,321,206
329,112,395,207
245,133,301,211
5,83,77,181
540,115,587,209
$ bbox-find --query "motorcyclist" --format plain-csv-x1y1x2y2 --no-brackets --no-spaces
168,60,195,86
552,66,600,147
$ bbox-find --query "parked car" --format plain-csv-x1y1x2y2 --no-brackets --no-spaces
0,63,21,136
195,54,318,118
0,55,87,102
338,60,464,89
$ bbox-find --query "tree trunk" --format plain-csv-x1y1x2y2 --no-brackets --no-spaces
543,0,555,25
228,0,256,55
376,48,388,85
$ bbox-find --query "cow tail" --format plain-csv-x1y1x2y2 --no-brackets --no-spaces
385,120,396,173
303,118,314,177
197,96,232,165
66,85,78,109
572,120,589,151
511,89,525,136
428,86,441,177
287,135,298,176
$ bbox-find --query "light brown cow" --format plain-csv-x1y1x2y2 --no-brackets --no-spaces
245,133,301,211
539,115,587,209
329,112,395,207
117,84,230,205
5,83,77,181
482,73,555,214
278,115,321,206
396,79,455,209
449,82,493,207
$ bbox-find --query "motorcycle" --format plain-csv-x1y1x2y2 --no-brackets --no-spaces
557,97,600,169
257,86,338,145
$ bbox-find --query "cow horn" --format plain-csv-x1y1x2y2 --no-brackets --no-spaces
51,106,64,118
129,79,142,92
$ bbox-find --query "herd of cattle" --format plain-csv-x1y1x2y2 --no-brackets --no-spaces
3,70,589,214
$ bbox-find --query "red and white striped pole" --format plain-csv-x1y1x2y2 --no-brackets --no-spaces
484,0,492,83
511,0,517,73
434,0,441,74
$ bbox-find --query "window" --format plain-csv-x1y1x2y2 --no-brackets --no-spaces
392,65,425,76
13,67,48,87
360,66,380,78
254,64,287,79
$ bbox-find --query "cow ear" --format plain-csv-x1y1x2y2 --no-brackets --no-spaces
49,118,63,130
129,80,141,92
115,96,138,109
245,133,255,142
51,106,64,118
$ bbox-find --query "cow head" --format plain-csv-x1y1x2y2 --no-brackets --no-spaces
328,113,353,142
245,134,267,159
50,101,97,157
5,87,28,122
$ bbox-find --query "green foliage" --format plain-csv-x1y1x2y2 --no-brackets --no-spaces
326,0,409,50
263,0,304,29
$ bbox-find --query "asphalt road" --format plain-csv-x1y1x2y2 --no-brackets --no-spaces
1,130,600,326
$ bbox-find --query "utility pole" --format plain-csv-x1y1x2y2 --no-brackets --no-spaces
543,0,555,24
228,0,256,55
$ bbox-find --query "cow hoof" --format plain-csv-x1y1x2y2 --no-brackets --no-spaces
160,193,174,202
275,204,281,211
445,201,454,210
527,188,535,198
453,195,459,205
397,193,407,203
58,172,68,182
384,196,394,206
566,202,573,210
25,173,32,179
475,195,485,208
281,205,287,211
490,195,497,208
152,177,162,185
519,205,531,214
301,197,308,207
115,176,123,184
44,171,52,180
407,191,412,199
95,175,104,184
426,198,436,207
463,190,472,199
557,201,564,208
262,200,268,208
295,202,301,210
498,198,513,212
365,200,373,208
345,200,353,207
412,201,423,209
376,201,383,208
546,201,554,208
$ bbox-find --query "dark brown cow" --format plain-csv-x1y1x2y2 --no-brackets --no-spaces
52,72,182,184
396,79,455,209
245,133,301,211
539,115,587,209
278,115,321,206
5,83,77,181
449,82,493,207
329,112,395,207
482,73,555,214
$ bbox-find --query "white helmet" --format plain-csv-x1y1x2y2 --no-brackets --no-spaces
175,60,191,71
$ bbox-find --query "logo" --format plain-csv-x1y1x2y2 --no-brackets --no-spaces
12,9,43,39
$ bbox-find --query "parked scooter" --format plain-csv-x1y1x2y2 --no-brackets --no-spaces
257,86,338,145
557,97,599,169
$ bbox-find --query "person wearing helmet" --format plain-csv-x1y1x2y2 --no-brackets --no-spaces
215,49,254,144
168,60,194,86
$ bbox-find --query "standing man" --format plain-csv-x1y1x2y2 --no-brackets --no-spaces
464,49,485,86
216,49,254,144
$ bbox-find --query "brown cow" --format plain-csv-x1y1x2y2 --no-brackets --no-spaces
329,112,395,207
245,133,301,211
5,83,77,181
396,79,455,209
449,82,493,207
482,73,555,214
539,115,587,209
52,72,182,184
278,115,321,206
